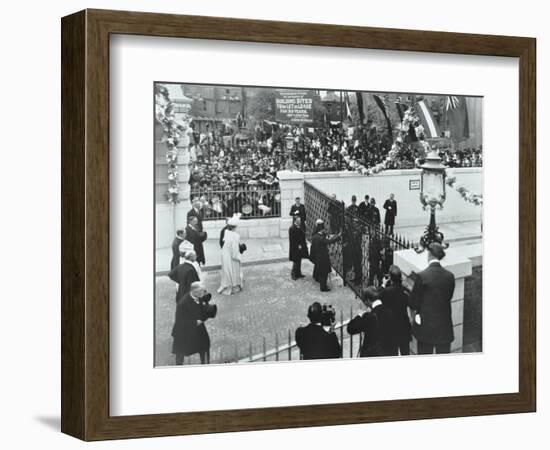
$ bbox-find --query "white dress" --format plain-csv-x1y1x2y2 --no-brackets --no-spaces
217,229,244,295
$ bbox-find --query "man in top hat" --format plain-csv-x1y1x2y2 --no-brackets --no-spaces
408,242,456,354
288,215,308,280
289,197,306,231
309,219,341,292
383,193,398,235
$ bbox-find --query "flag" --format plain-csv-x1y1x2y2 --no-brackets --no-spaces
395,97,409,121
344,92,352,121
446,95,470,143
355,91,368,124
373,94,393,138
416,99,440,139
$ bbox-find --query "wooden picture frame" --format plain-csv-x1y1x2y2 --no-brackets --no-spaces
61,9,536,441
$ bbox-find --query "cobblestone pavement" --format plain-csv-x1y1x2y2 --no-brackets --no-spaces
155,259,362,366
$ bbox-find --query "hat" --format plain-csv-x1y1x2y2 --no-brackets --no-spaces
427,242,446,260
227,213,241,227
178,240,194,255
315,219,324,225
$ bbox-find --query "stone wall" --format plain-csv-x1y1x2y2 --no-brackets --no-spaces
303,168,482,227
156,167,482,249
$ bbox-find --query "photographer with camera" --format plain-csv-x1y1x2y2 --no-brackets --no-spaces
295,302,342,360
347,286,397,357
171,281,217,365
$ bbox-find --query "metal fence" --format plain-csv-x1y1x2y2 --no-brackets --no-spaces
304,181,411,298
190,186,281,221
235,306,364,363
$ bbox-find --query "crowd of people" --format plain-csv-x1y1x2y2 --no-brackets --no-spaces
185,123,482,221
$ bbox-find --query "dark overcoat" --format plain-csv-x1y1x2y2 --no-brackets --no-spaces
383,199,397,226
170,236,183,271
369,205,381,226
288,225,308,262
295,324,341,360
289,204,306,222
187,208,204,231
309,232,338,275
168,262,200,303
409,262,456,345
185,225,208,265
347,304,397,357
381,283,412,342
171,293,211,356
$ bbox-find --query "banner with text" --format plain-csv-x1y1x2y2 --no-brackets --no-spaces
275,89,314,124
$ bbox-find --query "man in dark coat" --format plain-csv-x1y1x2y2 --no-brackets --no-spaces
186,216,208,265
343,217,363,284
367,235,383,286
366,197,381,227
171,282,211,365
289,215,308,280
381,265,412,355
358,194,370,219
295,302,342,360
168,250,200,303
170,228,185,271
289,197,306,231
309,220,341,292
346,195,359,216
347,286,397,357
408,243,456,354
187,200,204,231
383,193,397,235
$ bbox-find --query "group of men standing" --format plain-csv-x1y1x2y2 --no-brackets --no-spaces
168,201,212,365
288,197,342,292
347,193,397,235
295,242,456,359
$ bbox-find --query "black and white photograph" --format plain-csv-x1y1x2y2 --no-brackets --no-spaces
154,82,483,366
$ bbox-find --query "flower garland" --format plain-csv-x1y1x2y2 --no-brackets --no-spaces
354,104,430,176
155,85,190,205
354,101,483,206
446,176,483,206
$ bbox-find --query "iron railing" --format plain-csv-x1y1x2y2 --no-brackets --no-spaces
304,181,411,298
190,186,281,220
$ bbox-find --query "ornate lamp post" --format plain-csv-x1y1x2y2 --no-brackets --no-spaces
415,148,449,252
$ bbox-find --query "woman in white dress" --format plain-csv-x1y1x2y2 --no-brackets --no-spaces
217,214,244,295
